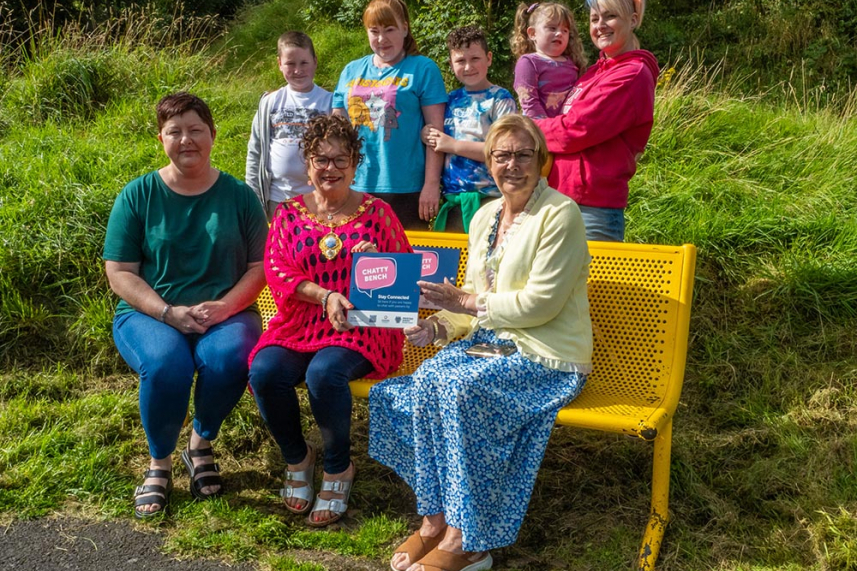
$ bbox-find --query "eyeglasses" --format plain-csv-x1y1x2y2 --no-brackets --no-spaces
490,149,536,164
310,155,352,169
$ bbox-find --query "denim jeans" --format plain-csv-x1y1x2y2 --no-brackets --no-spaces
249,345,373,474
113,310,262,460
578,205,625,242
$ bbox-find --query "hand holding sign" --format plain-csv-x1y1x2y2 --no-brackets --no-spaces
326,292,354,332
347,253,422,329
351,240,379,254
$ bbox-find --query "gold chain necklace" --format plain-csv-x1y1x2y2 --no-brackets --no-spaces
293,195,375,261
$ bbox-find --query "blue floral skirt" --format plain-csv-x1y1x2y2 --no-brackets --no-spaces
368,328,587,551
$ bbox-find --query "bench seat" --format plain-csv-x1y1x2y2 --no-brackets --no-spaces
256,230,697,570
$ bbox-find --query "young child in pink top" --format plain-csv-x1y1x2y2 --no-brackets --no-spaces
511,2,587,118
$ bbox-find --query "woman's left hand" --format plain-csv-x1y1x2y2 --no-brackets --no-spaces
418,278,477,316
188,300,231,327
419,185,441,221
351,241,379,254
326,292,354,332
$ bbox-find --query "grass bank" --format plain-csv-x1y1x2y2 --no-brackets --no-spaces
2,2,857,570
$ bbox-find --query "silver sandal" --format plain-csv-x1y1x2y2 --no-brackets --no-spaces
307,464,354,527
280,443,315,515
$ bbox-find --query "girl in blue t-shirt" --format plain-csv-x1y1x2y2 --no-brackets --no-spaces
332,0,447,229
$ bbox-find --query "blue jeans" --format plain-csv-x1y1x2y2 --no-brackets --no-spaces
578,205,625,242
113,310,262,460
249,345,372,474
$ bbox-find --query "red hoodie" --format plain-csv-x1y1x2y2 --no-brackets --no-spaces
535,50,658,209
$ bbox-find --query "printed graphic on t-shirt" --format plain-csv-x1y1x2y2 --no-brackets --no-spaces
445,93,495,134
271,107,327,142
545,90,569,114
562,84,584,114
441,86,516,195
345,76,410,141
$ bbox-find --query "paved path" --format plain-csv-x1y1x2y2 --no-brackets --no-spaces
0,518,258,571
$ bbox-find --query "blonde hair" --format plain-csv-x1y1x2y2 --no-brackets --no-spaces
483,114,549,173
362,0,420,56
587,0,644,50
511,2,587,72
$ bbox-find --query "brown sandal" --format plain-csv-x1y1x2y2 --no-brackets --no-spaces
416,548,493,571
390,530,443,571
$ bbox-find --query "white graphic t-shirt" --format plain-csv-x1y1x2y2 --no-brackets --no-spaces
268,84,332,202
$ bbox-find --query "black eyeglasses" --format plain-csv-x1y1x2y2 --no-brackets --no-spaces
310,155,352,169
490,149,536,164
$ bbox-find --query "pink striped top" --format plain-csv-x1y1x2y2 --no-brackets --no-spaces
249,194,411,378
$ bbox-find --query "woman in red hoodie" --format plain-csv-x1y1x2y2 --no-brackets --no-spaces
535,0,657,241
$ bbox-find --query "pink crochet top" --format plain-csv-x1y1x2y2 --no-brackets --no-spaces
249,194,411,378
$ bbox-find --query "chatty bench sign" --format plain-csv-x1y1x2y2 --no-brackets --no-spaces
347,253,421,329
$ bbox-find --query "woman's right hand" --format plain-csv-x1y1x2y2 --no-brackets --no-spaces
326,292,354,333
404,319,436,347
166,305,208,334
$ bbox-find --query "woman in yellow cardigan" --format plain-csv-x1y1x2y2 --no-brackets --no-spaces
370,114,593,571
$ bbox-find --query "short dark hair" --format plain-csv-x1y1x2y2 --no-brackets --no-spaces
446,25,489,54
278,30,316,59
156,92,214,135
301,114,363,166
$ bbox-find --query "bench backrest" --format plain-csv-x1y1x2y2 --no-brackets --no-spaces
256,231,697,439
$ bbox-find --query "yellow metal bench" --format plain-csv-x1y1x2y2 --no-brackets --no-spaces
256,230,697,571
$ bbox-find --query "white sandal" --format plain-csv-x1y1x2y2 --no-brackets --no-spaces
307,464,354,527
280,443,315,515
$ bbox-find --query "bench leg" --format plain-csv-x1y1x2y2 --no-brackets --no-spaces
637,419,672,571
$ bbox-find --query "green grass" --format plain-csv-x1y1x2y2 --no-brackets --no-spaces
3,2,857,570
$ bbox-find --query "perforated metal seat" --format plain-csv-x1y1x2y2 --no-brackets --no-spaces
256,230,697,571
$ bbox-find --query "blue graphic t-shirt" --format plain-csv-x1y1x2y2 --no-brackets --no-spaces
442,85,517,196
333,54,448,194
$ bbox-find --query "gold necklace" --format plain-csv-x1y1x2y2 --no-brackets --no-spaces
293,196,375,261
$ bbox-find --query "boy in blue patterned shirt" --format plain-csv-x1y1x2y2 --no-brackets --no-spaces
422,26,517,232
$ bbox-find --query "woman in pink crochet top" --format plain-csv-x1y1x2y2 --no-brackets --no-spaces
248,115,410,527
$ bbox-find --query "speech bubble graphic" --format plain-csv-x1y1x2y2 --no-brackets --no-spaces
415,249,439,277
354,256,397,298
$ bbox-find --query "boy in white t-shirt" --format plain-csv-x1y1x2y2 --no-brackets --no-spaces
246,31,332,220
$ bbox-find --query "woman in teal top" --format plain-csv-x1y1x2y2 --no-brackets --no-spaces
103,92,268,518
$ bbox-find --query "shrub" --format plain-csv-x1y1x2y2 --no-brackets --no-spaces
410,0,524,89
641,0,857,100
3,49,121,123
